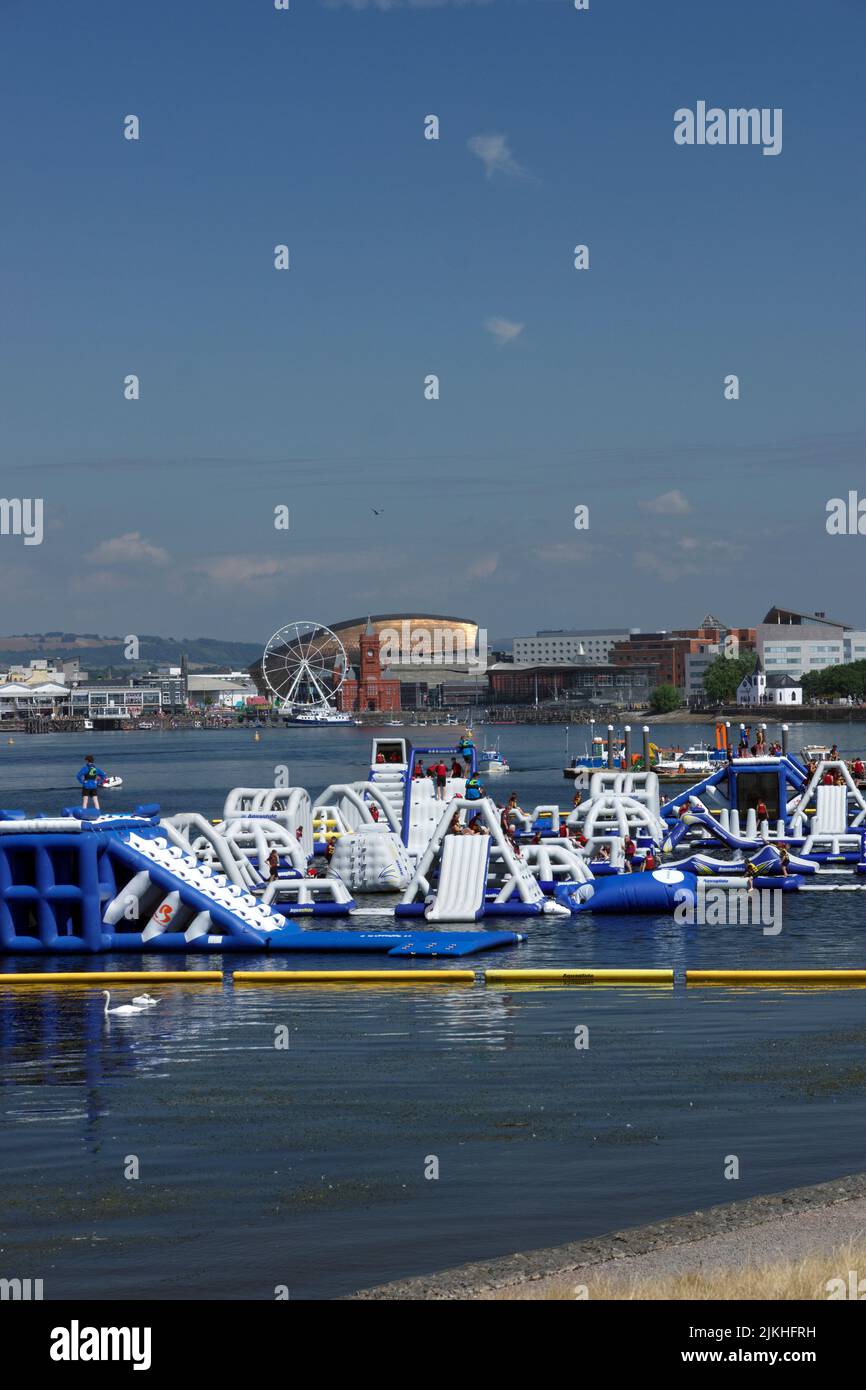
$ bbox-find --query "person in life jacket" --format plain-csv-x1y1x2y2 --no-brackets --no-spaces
458,731,475,771
464,773,484,802
77,754,106,809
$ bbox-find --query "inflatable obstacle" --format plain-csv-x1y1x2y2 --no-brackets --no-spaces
227,928,521,957
672,843,816,877
222,786,314,859
557,866,699,915
327,826,413,893
0,810,523,957
397,797,564,921
425,833,491,923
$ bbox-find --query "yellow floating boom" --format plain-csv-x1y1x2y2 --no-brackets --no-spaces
232,969,475,984
484,968,673,985
0,971,222,985
687,970,866,986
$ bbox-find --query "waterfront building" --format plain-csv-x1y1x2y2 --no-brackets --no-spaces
684,643,722,704
613,617,756,697
737,657,803,707
336,620,402,713
512,629,633,664
1,658,85,685
757,606,866,679
486,660,656,707
68,683,165,722
187,673,258,709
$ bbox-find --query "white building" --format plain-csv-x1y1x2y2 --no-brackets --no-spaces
757,606,866,679
512,629,634,665
737,658,802,707
187,673,257,709
1,658,84,686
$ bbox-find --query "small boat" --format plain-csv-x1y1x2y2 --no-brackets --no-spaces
801,744,831,762
101,775,123,790
563,735,626,777
653,743,726,778
479,743,510,776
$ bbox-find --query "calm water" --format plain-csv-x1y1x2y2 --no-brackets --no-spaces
2,722,866,1298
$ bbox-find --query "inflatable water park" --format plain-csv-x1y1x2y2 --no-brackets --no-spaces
3,726,866,961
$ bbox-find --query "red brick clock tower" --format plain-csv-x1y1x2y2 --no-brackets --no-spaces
337,618,402,713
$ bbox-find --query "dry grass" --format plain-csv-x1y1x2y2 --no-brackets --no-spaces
486,1242,866,1300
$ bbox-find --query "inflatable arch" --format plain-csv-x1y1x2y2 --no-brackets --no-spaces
222,787,313,859
584,770,661,817
572,793,666,845
316,782,401,835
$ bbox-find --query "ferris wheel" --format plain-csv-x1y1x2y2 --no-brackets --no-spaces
261,621,347,710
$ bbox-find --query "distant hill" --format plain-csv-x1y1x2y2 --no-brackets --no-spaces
0,633,265,672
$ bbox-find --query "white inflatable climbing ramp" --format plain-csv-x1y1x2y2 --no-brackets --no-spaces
425,832,491,923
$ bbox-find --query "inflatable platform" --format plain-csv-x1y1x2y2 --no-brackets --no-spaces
0,809,522,957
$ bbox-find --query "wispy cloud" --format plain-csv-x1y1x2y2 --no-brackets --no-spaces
634,534,743,581
530,541,598,567
468,133,526,180
639,489,692,516
484,316,524,346
466,554,499,579
190,550,373,587
90,532,170,566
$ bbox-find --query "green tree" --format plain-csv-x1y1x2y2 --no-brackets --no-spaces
702,652,757,704
649,683,682,714
802,660,866,702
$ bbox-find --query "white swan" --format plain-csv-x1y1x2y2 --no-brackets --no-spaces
132,994,160,1007
102,990,146,1017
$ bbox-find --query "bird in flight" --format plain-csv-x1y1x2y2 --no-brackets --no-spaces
372,508,384,515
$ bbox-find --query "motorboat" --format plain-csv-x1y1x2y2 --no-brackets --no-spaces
285,705,354,726
653,744,727,777
479,744,510,776
563,735,625,778
802,744,832,762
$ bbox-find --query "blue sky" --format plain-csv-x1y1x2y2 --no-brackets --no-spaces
1,0,864,644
